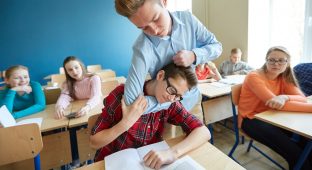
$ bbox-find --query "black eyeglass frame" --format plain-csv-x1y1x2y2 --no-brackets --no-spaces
164,77,183,101
266,58,288,65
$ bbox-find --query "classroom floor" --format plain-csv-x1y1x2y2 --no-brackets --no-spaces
207,122,288,170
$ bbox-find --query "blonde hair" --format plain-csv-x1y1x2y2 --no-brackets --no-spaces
4,65,28,79
231,48,242,54
115,0,159,18
261,46,298,86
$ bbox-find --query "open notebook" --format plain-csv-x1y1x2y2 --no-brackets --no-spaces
105,141,205,170
0,105,42,128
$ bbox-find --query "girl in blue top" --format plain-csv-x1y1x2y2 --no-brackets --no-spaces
0,65,45,119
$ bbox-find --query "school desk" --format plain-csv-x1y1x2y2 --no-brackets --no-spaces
75,135,246,170
255,110,312,170
66,100,104,163
198,75,245,144
0,104,72,170
101,76,126,84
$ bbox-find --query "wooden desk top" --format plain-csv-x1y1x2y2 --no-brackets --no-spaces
198,75,245,98
16,104,69,132
101,76,126,84
255,110,312,139
68,100,104,128
76,136,245,170
198,82,231,98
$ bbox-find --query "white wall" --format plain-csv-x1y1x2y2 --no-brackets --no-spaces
192,0,249,67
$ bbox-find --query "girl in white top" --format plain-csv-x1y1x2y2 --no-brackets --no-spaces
55,56,102,119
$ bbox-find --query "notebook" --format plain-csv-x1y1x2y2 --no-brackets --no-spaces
105,141,205,170
0,105,42,128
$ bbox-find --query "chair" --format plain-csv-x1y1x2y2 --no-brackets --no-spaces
0,124,43,170
96,70,116,81
76,114,100,163
51,74,66,87
44,88,61,104
87,65,102,73
101,80,119,96
228,84,285,170
201,95,232,144
293,63,312,96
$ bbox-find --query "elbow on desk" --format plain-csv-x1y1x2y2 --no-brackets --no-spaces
203,126,211,141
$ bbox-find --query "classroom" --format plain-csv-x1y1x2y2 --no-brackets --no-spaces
1,0,312,170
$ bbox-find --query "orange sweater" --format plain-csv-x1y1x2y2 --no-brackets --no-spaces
238,71,312,127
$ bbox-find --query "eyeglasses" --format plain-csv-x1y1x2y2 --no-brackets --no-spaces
165,77,183,101
266,58,288,65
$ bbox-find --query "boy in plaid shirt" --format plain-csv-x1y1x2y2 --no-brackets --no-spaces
90,63,210,169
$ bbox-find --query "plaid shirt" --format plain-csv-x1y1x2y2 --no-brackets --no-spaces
91,84,203,162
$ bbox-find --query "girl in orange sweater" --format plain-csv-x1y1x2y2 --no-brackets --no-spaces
239,46,312,170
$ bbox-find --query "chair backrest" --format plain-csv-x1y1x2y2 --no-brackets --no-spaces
96,70,116,80
44,88,61,104
0,124,43,167
87,65,102,73
88,114,101,134
231,84,242,106
101,80,119,96
51,74,66,87
293,63,312,96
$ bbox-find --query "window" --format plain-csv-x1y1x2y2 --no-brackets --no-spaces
248,0,306,68
166,0,192,12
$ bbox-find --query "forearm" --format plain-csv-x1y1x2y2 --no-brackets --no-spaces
89,121,127,149
56,94,72,109
169,126,210,158
212,69,222,81
13,104,45,119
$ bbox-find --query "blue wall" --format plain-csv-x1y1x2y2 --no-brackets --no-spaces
0,0,140,84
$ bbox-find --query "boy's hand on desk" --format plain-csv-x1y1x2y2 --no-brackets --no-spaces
143,149,177,170
120,95,147,130
55,106,65,119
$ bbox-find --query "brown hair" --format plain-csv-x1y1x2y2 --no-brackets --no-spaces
261,46,298,86
163,63,198,90
63,56,91,99
115,0,159,18
231,48,242,54
4,65,28,79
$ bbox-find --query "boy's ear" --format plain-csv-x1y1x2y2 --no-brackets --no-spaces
156,70,165,80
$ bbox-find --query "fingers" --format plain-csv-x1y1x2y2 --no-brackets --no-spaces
144,150,166,170
55,109,64,119
143,150,158,169
77,107,88,117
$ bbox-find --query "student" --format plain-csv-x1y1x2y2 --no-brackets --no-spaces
90,63,211,169
219,48,253,76
0,65,45,119
55,56,102,119
195,61,222,81
115,0,222,115
238,46,312,170
54,56,102,168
